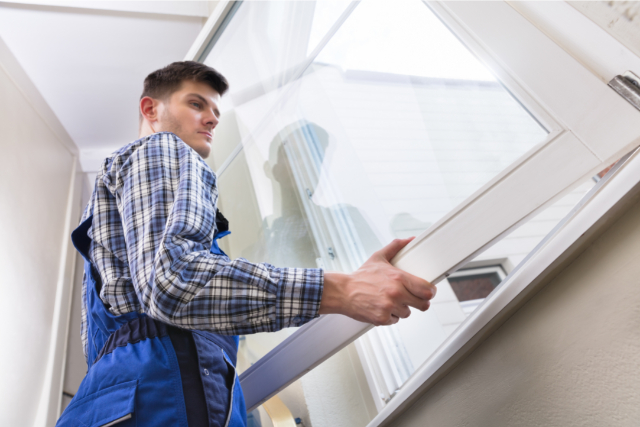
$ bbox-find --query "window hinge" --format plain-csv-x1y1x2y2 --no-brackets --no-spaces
608,71,640,112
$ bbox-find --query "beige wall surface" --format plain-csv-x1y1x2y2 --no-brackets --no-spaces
0,59,76,425
390,190,640,426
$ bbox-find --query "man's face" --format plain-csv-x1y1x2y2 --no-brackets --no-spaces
156,80,221,159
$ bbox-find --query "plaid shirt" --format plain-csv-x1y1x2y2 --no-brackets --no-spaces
79,132,324,360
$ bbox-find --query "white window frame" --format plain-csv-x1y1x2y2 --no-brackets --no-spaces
187,0,640,423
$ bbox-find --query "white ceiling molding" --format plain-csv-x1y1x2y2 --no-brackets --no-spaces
0,1,205,164
0,33,77,156
0,1,218,18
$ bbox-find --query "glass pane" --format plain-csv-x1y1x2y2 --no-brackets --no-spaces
314,0,495,81
203,1,353,118
384,179,594,394
307,1,353,55
238,343,376,427
203,0,552,423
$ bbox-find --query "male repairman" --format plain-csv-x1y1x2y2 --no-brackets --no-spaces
57,61,436,427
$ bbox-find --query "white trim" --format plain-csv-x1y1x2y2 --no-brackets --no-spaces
367,148,640,426
422,0,559,135
34,158,82,426
184,0,240,62
458,299,483,316
425,1,640,165
240,314,371,412
354,339,388,412
393,0,640,273
0,1,212,17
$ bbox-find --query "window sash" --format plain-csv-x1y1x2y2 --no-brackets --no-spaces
186,0,640,419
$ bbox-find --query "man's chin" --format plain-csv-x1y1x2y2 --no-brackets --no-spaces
197,142,212,159
182,138,211,158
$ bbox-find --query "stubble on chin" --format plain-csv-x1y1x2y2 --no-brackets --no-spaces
160,110,183,139
159,110,207,157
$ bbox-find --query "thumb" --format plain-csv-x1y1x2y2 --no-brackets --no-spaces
379,237,415,262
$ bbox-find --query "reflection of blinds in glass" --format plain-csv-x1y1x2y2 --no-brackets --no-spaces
280,120,368,272
280,120,414,397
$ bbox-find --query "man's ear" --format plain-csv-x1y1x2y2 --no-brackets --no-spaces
140,96,160,122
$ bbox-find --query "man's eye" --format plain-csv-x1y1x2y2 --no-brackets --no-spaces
191,102,201,108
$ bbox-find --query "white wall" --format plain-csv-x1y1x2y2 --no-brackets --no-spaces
389,176,640,427
0,38,80,426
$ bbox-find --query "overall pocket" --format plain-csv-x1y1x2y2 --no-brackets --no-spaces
56,380,137,427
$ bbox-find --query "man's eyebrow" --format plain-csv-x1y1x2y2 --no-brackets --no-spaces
186,93,209,105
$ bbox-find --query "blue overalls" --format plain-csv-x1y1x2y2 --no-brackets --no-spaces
57,215,246,427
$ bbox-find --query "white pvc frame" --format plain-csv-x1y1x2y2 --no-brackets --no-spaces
369,148,640,425
185,0,640,421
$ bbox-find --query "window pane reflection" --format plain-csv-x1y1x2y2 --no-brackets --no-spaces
239,343,376,427
384,180,594,396
204,0,554,422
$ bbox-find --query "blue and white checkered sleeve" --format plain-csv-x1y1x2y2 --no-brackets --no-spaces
106,133,324,334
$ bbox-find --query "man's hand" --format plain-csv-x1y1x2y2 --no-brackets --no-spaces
319,237,436,326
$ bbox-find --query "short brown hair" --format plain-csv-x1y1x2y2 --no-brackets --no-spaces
141,61,229,101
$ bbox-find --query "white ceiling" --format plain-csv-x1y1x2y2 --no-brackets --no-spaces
0,1,215,171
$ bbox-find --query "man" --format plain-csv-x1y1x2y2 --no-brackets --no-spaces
57,61,436,427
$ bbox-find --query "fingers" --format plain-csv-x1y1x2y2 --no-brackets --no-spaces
386,268,436,311
396,305,411,319
402,272,437,306
378,237,415,262
378,314,401,327
371,303,410,326
399,284,434,312
372,268,435,326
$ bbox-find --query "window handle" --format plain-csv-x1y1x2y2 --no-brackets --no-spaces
608,71,640,112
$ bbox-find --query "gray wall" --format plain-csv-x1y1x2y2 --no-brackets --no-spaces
390,189,640,426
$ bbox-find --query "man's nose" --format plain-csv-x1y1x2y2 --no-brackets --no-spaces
204,110,219,127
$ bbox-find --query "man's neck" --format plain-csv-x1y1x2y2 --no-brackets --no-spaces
139,120,156,139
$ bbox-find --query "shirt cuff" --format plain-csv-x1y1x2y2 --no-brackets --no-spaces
274,267,324,330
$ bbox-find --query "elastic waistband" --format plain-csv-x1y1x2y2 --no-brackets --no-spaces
94,316,239,366
94,316,168,364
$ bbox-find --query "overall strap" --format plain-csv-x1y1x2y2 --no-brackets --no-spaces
71,215,94,262
71,215,140,368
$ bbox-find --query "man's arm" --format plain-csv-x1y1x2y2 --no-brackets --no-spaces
107,133,436,333
106,133,323,334
321,238,436,326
